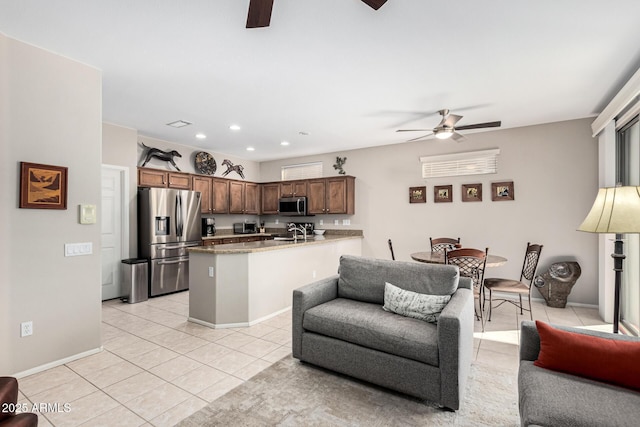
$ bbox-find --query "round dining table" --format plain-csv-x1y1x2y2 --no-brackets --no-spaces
410,251,508,267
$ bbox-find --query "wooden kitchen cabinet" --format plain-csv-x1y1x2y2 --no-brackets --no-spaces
138,168,168,188
261,183,280,214
168,172,192,189
308,176,355,214
229,181,259,214
193,176,229,214
280,180,307,197
212,178,229,214
193,176,213,213
138,167,191,189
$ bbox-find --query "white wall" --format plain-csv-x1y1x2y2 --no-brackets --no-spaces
260,118,599,305
1,35,103,375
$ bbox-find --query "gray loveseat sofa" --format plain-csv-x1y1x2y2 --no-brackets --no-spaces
519,320,640,426
292,255,474,410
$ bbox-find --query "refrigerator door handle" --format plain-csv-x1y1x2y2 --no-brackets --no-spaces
176,194,184,237
157,257,189,265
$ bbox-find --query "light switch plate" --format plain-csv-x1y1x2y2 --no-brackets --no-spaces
79,204,97,224
65,242,93,257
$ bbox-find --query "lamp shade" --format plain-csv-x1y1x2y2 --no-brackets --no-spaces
578,186,640,233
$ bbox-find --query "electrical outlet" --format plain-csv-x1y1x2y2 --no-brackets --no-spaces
312,270,317,279
334,219,339,225
342,219,350,226
319,220,323,226
275,219,279,224
208,266,214,277
21,321,33,337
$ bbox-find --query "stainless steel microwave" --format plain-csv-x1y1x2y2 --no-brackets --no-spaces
278,197,310,216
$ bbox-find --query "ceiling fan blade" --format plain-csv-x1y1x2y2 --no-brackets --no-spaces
455,121,502,131
405,133,434,142
246,0,274,28
451,132,467,143
361,0,388,10
443,114,463,128
396,129,433,133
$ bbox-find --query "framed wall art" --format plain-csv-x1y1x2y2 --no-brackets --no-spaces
491,181,514,201
462,183,482,202
409,186,426,203
19,162,68,209
434,185,453,203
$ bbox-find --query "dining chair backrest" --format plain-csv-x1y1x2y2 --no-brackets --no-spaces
430,237,461,253
445,247,488,288
388,239,396,261
520,243,543,285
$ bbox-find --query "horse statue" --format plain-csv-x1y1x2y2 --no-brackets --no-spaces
221,159,245,179
140,142,182,171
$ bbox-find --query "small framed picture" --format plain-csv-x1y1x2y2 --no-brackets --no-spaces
462,183,482,202
491,181,514,201
434,185,453,203
409,186,426,203
19,162,68,210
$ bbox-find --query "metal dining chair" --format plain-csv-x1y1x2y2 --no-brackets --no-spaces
388,239,395,260
484,243,543,321
445,247,488,330
430,237,461,253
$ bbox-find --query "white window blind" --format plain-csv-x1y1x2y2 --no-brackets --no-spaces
281,162,323,181
420,149,500,178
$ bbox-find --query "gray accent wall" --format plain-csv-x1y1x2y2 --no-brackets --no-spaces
1,34,102,375
260,118,599,305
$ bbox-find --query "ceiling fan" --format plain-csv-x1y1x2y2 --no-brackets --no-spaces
246,0,387,28
396,109,501,142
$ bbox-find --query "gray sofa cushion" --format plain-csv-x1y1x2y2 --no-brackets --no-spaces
303,297,439,366
337,255,460,304
519,360,640,427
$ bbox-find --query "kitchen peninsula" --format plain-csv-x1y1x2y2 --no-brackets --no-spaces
187,233,363,328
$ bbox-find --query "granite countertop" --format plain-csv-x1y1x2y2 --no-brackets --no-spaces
202,233,272,240
190,234,363,254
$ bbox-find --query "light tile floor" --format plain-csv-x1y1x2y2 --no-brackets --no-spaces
16,292,608,426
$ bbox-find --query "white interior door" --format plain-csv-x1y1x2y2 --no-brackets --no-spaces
101,165,129,300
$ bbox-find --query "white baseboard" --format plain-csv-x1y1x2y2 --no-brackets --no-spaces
12,346,103,379
188,306,292,329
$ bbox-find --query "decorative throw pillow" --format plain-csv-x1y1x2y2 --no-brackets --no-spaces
534,320,640,391
382,282,451,323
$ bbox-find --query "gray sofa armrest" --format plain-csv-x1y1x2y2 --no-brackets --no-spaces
519,320,640,361
437,287,474,410
292,275,339,358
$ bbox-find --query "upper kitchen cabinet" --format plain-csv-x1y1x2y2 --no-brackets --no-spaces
280,180,307,197
229,181,259,214
212,178,230,214
193,176,230,214
138,167,191,189
261,182,280,215
308,176,355,215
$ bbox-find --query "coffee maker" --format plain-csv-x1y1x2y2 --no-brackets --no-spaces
202,217,216,237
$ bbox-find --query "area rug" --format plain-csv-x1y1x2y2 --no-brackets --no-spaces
178,357,520,426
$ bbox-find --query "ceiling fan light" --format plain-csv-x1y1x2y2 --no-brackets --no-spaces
434,128,453,139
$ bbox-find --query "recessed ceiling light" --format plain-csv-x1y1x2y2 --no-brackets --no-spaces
246,147,255,151
229,124,241,131
195,133,207,139
280,141,290,146
167,120,192,128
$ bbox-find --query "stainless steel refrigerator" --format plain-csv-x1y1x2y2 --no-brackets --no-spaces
138,187,201,297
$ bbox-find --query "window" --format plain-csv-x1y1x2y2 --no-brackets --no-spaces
617,115,640,336
281,162,323,181
420,149,500,178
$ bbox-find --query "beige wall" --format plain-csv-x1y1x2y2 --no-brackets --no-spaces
260,118,599,305
103,127,265,245
1,35,103,375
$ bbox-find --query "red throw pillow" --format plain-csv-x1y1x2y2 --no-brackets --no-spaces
534,320,640,391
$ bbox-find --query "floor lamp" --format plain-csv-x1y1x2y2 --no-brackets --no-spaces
578,186,640,334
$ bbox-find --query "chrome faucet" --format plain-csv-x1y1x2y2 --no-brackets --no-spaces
288,223,307,242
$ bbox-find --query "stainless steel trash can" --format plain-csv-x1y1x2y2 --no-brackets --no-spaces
121,258,148,303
